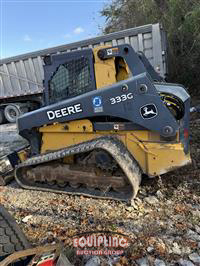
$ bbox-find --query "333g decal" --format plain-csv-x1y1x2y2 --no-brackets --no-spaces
110,93,133,105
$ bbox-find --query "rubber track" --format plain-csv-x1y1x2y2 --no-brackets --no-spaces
0,204,31,262
15,136,142,201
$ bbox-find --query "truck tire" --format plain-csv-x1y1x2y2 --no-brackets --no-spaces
4,105,21,123
0,109,6,124
0,204,31,262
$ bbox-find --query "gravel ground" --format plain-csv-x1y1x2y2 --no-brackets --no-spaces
0,119,199,266
0,123,28,157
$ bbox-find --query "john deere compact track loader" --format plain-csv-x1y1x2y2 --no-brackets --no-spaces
0,44,191,201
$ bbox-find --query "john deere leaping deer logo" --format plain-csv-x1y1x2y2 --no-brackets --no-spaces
140,104,158,119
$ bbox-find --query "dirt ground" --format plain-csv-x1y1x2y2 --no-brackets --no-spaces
0,116,199,266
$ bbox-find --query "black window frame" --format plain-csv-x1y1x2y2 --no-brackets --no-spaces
43,49,96,106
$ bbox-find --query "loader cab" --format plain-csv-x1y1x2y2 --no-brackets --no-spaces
43,49,96,106
42,44,148,106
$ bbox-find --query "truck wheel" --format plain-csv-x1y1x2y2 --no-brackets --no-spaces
0,109,6,124
4,105,21,123
0,204,31,262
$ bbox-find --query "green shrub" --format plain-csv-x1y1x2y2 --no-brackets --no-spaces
101,0,200,96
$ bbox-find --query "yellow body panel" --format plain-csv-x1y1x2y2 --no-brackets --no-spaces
18,150,28,162
93,46,131,89
39,120,191,177
39,119,93,133
93,46,117,89
145,143,191,176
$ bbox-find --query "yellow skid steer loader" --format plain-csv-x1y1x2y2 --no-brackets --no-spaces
0,44,191,201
